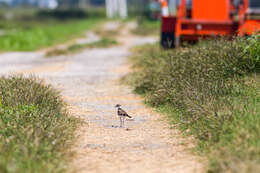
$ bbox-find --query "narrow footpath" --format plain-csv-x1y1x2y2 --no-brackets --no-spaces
0,22,204,173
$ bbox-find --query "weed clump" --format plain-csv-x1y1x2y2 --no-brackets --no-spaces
0,75,78,173
82,38,118,48
46,38,118,57
126,36,260,173
242,34,260,71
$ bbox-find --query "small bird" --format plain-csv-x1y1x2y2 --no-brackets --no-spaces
115,104,132,128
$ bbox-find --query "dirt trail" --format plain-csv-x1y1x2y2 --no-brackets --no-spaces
0,22,204,173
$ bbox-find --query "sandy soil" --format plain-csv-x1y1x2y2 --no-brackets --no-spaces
0,22,205,173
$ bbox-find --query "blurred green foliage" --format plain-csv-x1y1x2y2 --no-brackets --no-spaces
0,8,106,51
36,8,106,20
0,19,100,51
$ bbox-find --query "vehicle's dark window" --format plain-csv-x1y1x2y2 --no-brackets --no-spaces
177,0,192,9
187,0,192,9
249,0,260,8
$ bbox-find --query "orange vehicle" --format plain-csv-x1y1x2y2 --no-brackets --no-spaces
160,0,260,48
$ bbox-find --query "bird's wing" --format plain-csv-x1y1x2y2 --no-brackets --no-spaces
118,108,128,115
118,108,132,118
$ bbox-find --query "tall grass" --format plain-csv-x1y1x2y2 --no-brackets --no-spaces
125,36,260,173
0,75,78,173
0,19,100,51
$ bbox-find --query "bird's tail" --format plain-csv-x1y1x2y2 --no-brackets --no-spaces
127,114,132,118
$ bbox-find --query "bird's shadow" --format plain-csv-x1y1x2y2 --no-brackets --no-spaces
111,125,120,128
111,125,131,131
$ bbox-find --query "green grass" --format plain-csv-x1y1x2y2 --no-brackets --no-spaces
0,75,79,173
0,19,101,51
131,19,160,36
46,37,118,57
124,36,260,173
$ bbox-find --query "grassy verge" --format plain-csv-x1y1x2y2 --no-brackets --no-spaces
0,19,100,51
46,37,118,57
124,36,260,173
0,75,78,173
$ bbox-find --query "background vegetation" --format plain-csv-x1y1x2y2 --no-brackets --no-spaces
0,75,78,173
0,8,103,51
125,35,260,173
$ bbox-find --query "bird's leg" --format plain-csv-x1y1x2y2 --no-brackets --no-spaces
119,117,122,127
122,117,125,128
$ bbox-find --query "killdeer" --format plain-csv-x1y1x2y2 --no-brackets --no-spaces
115,104,132,128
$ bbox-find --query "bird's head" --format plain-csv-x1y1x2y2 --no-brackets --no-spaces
115,104,121,108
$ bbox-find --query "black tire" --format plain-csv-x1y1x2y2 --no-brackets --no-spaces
160,32,175,48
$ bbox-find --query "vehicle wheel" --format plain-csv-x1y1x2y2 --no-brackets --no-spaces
160,32,175,48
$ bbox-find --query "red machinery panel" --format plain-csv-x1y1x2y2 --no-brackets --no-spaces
192,0,230,21
161,17,177,32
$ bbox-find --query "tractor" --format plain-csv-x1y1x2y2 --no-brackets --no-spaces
160,0,260,48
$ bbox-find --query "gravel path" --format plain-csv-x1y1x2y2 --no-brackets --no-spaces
0,22,204,173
